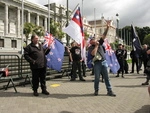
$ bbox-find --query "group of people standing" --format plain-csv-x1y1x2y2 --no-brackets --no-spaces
66,21,116,97
23,23,150,97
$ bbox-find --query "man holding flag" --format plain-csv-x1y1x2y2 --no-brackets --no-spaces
130,24,142,74
24,34,50,96
88,21,116,97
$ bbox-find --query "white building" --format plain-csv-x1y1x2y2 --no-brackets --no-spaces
0,0,117,53
0,0,71,53
88,16,116,43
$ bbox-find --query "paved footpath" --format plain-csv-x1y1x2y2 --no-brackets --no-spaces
0,71,150,113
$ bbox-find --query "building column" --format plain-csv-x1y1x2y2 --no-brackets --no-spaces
36,14,39,26
27,11,30,23
4,4,8,35
44,17,47,31
17,8,20,37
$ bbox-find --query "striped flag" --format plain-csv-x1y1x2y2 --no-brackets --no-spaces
63,7,86,63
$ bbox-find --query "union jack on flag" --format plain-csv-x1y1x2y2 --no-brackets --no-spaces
43,32,54,47
103,38,120,74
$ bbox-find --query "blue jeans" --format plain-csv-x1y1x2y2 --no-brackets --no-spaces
94,60,112,92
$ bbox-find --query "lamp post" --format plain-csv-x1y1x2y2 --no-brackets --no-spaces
116,13,119,37
48,0,50,33
82,0,83,16
21,0,24,55
66,0,69,46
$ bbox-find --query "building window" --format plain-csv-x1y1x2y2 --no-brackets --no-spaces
11,40,17,48
0,39,4,47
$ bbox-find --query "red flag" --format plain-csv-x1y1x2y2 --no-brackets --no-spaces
63,7,86,63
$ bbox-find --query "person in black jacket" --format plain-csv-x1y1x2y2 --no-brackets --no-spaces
141,44,149,72
69,41,85,81
142,48,150,85
130,49,139,74
115,44,125,78
122,45,128,74
24,34,50,96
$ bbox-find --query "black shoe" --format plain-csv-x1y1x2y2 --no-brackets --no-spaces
42,90,50,95
70,78,75,81
115,75,119,77
107,91,116,97
125,72,128,74
80,78,86,81
122,75,124,78
130,72,134,73
33,91,39,96
137,72,139,74
83,75,86,77
94,90,98,96
141,82,149,85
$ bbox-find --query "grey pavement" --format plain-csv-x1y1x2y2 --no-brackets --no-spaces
0,70,150,113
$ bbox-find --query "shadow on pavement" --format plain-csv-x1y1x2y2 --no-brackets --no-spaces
0,91,108,99
59,111,74,113
115,85,148,88
134,105,150,113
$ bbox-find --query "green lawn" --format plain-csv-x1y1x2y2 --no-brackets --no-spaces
127,59,132,63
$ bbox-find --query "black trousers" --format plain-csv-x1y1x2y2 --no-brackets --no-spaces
72,61,83,79
131,58,139,73
124,59,128,73
82,61,86,76
31,67,47,91
117,59,124,75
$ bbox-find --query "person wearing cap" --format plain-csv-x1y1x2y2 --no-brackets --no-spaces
88,21,116,97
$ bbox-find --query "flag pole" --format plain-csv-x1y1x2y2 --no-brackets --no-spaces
62,3,79,27
66,0,69,46
48,0,50,33
94,8,96,37
21,0,24,55
82,0,84,16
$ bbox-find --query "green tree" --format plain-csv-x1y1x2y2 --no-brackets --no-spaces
119,26,150,45
143,34,150,46
23,22,34,44
23,22,45,44
50,20,65,39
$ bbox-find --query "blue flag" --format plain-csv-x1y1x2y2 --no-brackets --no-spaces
131,24,142,56
103,39,120,74
46,39,65,72
87,51,93,68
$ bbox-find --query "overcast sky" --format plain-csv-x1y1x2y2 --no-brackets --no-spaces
29,0,150,28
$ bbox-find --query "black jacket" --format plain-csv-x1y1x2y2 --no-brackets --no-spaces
24,43,50,69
